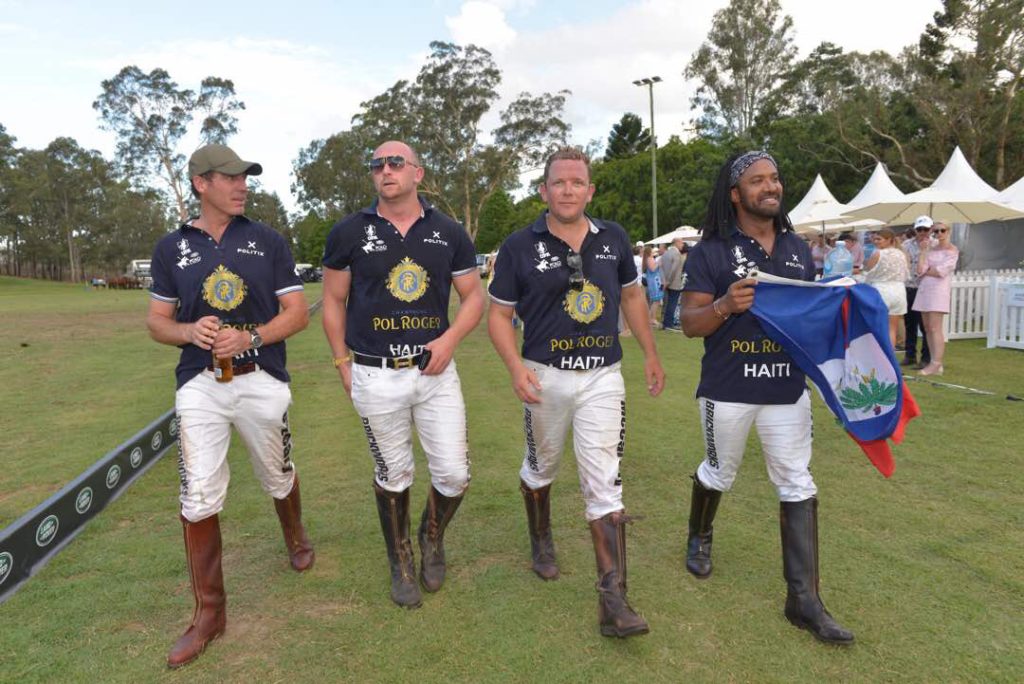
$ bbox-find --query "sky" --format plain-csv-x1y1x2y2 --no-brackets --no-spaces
0,0,942,212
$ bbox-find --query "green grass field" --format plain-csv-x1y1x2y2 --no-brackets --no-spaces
1,274,1023,683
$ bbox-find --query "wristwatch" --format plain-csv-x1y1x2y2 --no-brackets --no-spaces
249,329,263,349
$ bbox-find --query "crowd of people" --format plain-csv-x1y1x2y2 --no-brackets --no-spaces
148,139,961,668
798,219,959,375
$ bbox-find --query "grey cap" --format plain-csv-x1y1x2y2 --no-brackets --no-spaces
188,144,263,178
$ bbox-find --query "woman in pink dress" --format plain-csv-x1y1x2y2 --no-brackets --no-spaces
911,222,959,375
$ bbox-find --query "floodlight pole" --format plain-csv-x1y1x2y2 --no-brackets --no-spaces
633,76,662,239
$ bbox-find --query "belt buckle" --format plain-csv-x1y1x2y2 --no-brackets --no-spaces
393,356,415,369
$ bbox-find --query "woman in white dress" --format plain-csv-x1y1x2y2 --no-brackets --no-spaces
863,228,910,349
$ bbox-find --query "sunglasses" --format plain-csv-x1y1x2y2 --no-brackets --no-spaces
915,227,931,232
368,155,417,173
567,251,584,290
933,228,949,235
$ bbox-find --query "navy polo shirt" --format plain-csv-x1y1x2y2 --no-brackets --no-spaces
683,226,815,404
322,196,476,358
488,212,638,371
150,216,304,389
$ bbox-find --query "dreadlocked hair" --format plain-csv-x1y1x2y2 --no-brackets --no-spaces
699,151,793,241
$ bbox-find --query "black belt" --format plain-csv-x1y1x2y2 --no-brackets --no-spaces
206,362,259,376
353,352,423,370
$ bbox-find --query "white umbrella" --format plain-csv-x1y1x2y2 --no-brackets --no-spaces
846,147,1024,225
646,226,701,245
788,174,882,236
993,174,1024,212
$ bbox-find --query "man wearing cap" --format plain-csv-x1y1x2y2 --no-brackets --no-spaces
902,216,933,369
147,144,314,668
678,151,854,645
321,140,483,609
488,146,665,638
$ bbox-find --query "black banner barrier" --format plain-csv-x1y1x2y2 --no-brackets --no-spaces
0,409,177,604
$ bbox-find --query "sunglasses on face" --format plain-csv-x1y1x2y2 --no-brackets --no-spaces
567,251,584,290
915,227,930,232
368,155,417,173
933,228,949,235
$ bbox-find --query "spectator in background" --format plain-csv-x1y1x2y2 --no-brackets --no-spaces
809,234,827,277
902,218,932,369
912,221,959,376
644,245,663,326
863,228,909,348
660,237,685,331
840,233,864,274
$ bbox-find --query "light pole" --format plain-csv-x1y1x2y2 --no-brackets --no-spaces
633,76,662,239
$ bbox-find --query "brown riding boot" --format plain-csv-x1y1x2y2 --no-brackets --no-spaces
521,480,559,580
374,483,422,609
589,511,649,638
167,514,227,669
273,473,315,572
780,497,854,645
417,485,465,592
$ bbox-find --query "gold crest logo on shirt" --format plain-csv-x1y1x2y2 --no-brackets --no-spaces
202,265,247,311
387,257,429,303
563,280,605,324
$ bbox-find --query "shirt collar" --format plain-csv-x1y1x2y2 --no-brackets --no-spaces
179,214,250,233
530,211,603,235
362,195,432,218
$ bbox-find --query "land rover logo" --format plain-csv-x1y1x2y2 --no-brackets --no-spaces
0,551,12,585
106,464,121,489
169,417,178,437
75,487,93,514
151,431,163,450
130,447,143,468
36,515,59,547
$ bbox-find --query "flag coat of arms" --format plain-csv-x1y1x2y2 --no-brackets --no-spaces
749,272,920,477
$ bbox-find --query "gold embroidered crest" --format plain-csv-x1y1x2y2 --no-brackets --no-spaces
563,280,605,324
202,265,247,311
387,257,429,303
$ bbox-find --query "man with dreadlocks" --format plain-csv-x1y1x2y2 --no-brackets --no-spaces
678,151,854,645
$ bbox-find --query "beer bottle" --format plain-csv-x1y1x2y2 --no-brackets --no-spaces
213,319,234,383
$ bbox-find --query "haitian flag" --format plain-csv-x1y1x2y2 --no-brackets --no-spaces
749,272,920,477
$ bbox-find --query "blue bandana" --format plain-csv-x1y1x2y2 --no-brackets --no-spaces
729,151,777,186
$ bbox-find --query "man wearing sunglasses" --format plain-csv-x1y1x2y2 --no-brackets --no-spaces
487,146,665,638
901,216,933,369
321,140,483,609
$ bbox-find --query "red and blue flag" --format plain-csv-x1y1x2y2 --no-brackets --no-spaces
750,273,920,477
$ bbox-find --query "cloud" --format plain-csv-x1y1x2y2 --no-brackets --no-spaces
70,37,424,214
446,2,518,52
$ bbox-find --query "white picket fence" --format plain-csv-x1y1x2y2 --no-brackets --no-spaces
945,269,1024,340
987,278,1024,350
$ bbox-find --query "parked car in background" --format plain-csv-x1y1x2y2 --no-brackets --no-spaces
294,263,322,283
476,253,496,278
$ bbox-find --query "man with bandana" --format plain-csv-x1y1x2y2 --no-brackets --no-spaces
321,140,483,609
488,146,666,638
678,151,855,645
148,144,314,668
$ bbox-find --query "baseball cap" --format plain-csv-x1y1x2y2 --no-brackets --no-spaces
188,144,263,178
635,241,644,247
913,215,933,230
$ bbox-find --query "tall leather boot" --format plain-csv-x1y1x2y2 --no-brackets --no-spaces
589,511,649,638
520,480,559,580
374,483,422,609
167,514,227,669
273,473,315,572
685,472,722,578
417,485,464,592
780,497,854,645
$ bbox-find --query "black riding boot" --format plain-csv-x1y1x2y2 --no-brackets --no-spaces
521,480,559,580
780,497,854,645
685,473,722,578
